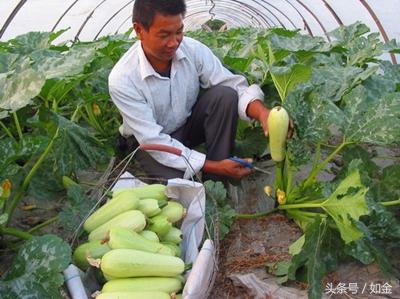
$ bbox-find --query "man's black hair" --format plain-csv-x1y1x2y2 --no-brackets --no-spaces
133,0,186,30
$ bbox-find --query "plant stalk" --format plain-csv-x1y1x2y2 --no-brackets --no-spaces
12,112,23,140
5,128,59,224
381,199,400,207
235,208,279,219
28,215,59,233
278,202,323,210
0,121,16,141
0,226,32,240
303,141,349,189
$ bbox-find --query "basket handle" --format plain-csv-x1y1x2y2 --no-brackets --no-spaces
139,143,182,156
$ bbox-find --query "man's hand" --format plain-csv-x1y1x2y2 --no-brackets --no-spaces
203,159,252,179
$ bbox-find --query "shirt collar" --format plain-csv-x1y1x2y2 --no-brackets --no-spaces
137,40,187,80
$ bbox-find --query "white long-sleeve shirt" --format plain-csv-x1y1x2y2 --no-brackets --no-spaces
108,36,264,179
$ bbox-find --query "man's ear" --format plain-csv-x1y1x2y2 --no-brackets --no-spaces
133,22,143,40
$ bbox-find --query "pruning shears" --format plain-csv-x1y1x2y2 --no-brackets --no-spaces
228,157,271,174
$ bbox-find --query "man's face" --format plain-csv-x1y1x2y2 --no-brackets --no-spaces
134,13,184,66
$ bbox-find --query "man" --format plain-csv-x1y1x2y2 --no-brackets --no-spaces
109,0,271,181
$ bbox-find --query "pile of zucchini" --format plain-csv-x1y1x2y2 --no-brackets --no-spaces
72,184,186,299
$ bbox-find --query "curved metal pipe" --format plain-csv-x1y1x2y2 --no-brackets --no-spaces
51,0,80,32
358,0,397,64
0,0,28,39
74,0,108,41
94,0,134,40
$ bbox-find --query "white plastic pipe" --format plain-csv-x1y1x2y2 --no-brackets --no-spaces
63,264,89,299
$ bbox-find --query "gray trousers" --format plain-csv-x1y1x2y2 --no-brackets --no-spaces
125,85,239,180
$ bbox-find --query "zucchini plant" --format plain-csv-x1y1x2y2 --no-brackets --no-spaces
256,22,400,298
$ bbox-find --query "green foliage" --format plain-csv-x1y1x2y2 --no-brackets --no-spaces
0,235,71,299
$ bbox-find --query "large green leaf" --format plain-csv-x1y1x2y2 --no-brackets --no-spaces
342,86,400,144
39,109,110,175
311,64,378,102
370,164,400,203
0,58,45,114
0,235,71,299
288,217,342,299
0,53,19,73
5,32,54,55
320,170,369,243
31,42,106,80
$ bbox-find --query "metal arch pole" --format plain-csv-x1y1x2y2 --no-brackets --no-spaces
94,0,134,40
321,0,343,26
186,2,270,27
186,0,272,28
115,15,132,35
74,0,108,42
292,0,331,41
358,0,397,64
51,0,80,32
260,0,298,29
0,0,28,39
282,0,314,36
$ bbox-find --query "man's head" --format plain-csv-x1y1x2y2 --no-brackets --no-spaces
133,0,186,31
133,0,186,69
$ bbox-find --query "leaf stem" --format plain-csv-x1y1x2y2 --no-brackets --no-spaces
28,215,59,233
303,140,350,189
235,208,279,219
0,121,16,141
5,128,59,224
381,199,400,207
12,112,23,140
278,202,323,210
0,226,32,240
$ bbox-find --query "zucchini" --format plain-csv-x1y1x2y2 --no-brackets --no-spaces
100,248,185,278
138,198,167,217
267,106,289,162
161,242,181,257
72,241,111,270
147,215,172,237
102,277,182,293
159,201,185,223
96,291,171,299
106,227,174,256
83,192,140,232
160,227,182,244
113,184,168,201
140,230,160,242
88,210,146,241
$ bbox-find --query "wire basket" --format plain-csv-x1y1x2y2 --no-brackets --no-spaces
68,143,221,299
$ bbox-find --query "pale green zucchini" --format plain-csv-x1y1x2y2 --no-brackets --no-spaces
100,248,185,278
88,210,146,241
139,230,160,242
147,215,172,237
83,192,139,232
107,227,174,256
161,242,181,257
159,201,185,223
160,227,182,244
72,241,111,270
102,277,182,293
267,106,289,162
95,291,171,299
112,184,168,201
138,198,167,217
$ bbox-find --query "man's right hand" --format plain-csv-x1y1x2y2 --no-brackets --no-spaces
202,159,252,180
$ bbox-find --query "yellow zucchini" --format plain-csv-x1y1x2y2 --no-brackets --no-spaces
100,248,185,278
160,227,182,244
138,198,167,217
139,230,160,242
147,215,172,237
88,210,146,241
